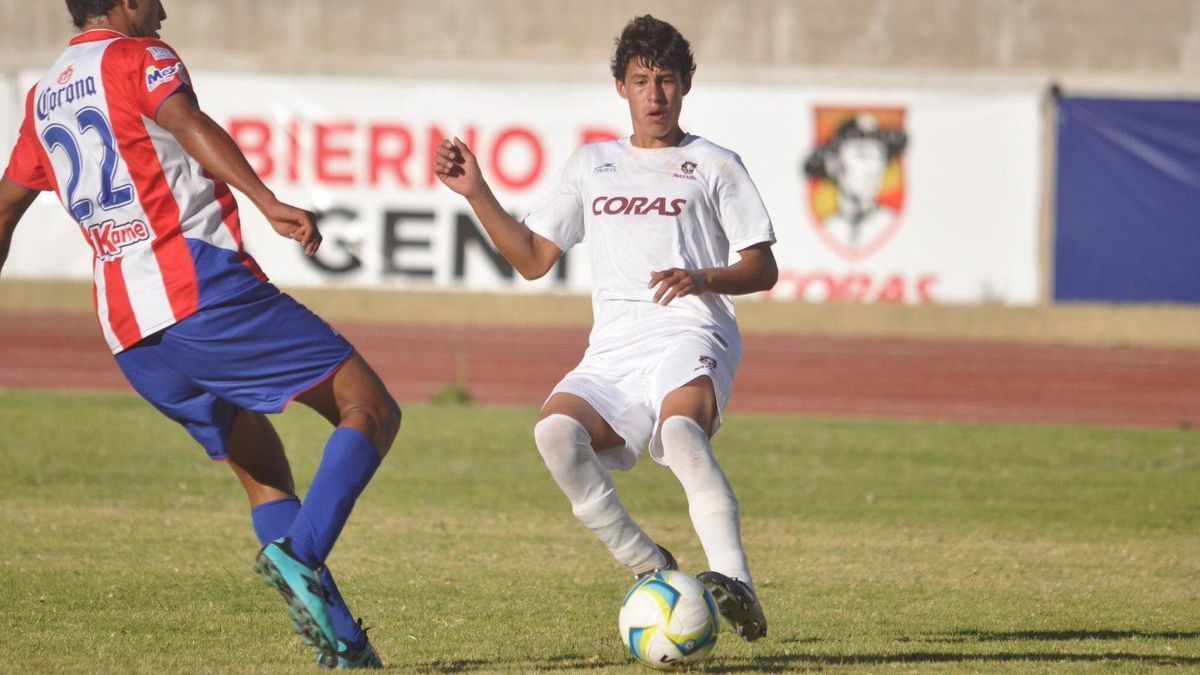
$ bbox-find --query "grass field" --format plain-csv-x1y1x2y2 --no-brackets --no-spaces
1,389,1198,672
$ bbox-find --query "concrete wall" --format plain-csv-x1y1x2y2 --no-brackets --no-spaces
4,0,1200,85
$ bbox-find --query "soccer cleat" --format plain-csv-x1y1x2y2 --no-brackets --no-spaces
636,545,679,580
697,570,768,642
318,637,383,669
255,538,338,659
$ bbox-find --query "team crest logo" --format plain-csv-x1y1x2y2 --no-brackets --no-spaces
673,161,698,180
803,107,908,261
57,65,74,85
695,355,718,373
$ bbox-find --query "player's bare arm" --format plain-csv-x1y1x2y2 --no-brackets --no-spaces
0,178,39,275
434,137,562,279
649,243,778,306
155,93,322,256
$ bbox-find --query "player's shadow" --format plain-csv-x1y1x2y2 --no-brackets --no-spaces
413,658,498,672
409,631,1200,671
932,629,1200,642
705,651,1200,672
414,654,630,671
698,629,1200,672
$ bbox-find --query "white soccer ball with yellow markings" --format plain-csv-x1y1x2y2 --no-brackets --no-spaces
618,570,720,669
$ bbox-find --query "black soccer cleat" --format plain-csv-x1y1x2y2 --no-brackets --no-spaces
635,545,679,580
697,570,768,642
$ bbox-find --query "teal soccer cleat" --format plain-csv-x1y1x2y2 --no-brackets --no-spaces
255,538,338,659
318,637,384,670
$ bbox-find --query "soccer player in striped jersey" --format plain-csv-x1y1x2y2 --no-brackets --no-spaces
435,15,774,642
0,1,393,667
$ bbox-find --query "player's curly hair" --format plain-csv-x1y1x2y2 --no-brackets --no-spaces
610,15,696,89
65,0,120,29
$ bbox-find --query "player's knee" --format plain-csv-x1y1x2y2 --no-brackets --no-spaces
345,394,401,458
661,415,713,471
534,414,591,472
375,395,402,456
660,415,706,448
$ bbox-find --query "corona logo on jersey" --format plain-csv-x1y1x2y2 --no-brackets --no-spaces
591,196,686,217
145,62,185,92
36,76,98,120
802,107,908,262
86,219,153,261
57,65,74,85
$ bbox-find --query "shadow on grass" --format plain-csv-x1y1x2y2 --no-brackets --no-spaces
414,655,627,671
408,631,1200,671
408,650,1200,672
704,652,1200,672
937,629,1200,642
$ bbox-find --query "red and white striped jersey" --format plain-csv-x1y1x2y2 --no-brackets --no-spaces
3,29,267,353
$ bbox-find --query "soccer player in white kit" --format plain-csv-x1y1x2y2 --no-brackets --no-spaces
434,15,776,641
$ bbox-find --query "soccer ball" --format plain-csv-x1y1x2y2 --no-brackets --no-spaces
618,570,720,670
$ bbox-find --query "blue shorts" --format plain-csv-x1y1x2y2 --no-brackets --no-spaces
114,284,353,461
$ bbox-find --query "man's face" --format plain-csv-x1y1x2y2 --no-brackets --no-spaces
830,137,888,202
616,60,687,147
124,0,166,38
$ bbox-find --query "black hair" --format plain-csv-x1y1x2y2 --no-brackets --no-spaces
65,0,119,29
803,115,908,180
610,15,696,88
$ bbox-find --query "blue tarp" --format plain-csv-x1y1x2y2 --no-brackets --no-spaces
1055,97,1200,303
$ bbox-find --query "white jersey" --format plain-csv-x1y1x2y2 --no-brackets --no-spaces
524,134,775,341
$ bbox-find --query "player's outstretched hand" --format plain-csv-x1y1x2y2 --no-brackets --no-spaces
263,199,322,256
649,268,708,306
434,137,485,199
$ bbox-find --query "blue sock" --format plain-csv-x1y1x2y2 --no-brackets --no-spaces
286,427,381,568
251,495,368,650
251,495,301,546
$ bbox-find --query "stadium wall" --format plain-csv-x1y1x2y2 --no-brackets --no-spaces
4,0,1200,81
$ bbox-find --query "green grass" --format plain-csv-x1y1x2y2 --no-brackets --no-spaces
1,389,1198,673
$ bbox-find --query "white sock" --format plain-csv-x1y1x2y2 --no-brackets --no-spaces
660,415,754,589
534,414,666,574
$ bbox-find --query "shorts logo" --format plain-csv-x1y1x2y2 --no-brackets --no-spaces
593,162,617,174
57,65,74,85
802,107,908,262
145,62,184,92
694,355,718,373
86,219,153,261
146,46,177,61
672,160,698,180
591,195,686,217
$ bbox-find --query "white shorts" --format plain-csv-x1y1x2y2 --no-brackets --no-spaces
549,302,742,471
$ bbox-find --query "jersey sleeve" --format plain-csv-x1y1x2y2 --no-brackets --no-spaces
523,147,586,252
129,39,195,120
3,88,53,192
715,153,776,251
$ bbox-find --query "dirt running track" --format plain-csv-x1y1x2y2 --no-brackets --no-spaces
2,312,1198,429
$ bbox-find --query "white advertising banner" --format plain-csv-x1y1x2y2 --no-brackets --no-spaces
5,72,1043,304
